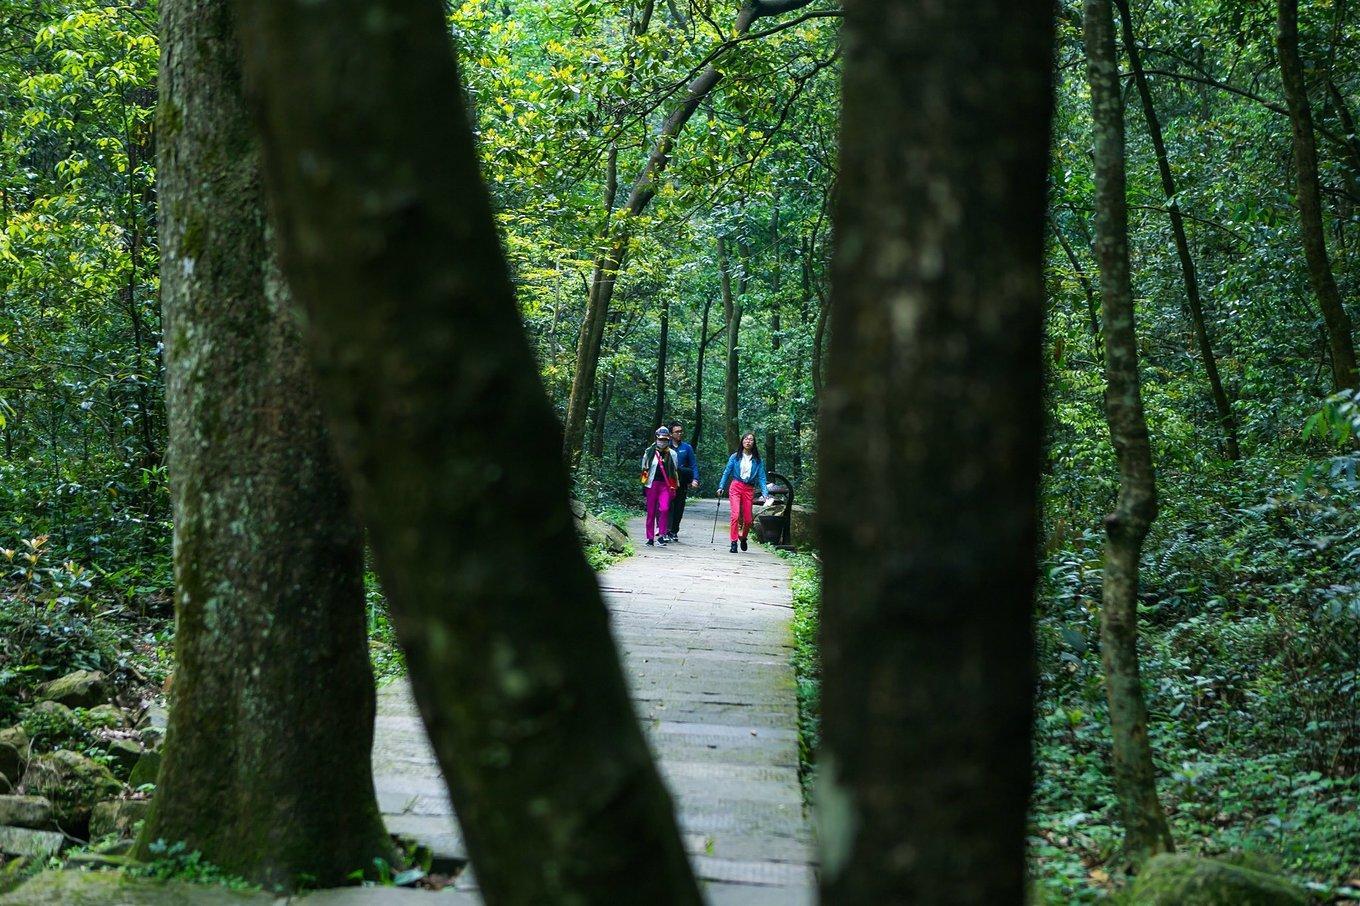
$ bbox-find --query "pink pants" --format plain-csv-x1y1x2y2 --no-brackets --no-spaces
645,481,670,541
728,480,755,541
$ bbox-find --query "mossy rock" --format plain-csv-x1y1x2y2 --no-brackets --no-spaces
0,726,28,787
89,799,151,839
1130,853,1308,905
128,750,161,789
0,870,271,904
36,671,108,710
105,740,143,778
81,706,126,730
18,751,123,832
20,703,89,753
0,795,53,829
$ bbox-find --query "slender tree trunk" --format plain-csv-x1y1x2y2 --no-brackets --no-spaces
720,236,742,452
1085,0,1176,863
560,0,817,462
137,0,393,887
767,202,780,473
654,295,669,430
692,293,714,454
1115,0,1240,459
1054,224,1104,364
231,0,701,900
818,0,1054,900
1278,0,1359,391
590,371,614,460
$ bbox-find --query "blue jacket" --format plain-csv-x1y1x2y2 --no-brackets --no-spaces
672,441,698,481
718,452,768,494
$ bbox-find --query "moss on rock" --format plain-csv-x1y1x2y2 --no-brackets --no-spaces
36,671,109,710
18,751,123,832
1130,853,1308,905
0,870,270,905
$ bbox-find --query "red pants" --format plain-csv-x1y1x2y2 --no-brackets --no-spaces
645,480,670,541
728,480,755,541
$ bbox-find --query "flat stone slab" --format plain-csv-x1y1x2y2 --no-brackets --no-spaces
370,500,817,902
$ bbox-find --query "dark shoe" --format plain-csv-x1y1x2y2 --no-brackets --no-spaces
646,539,654,546
730,541,738,553
657,536,668,546
740,536,748,551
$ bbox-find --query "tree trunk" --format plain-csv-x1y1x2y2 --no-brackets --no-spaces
1115,0,1240,459
230,0,701,900
654,295,669,430
560,0,816,463
136,0,393,888
767,202,780,473
1278,0,1359,391
692,293,714,454
720,236,742,453
818,0,1054,900
590,371,614,460
1054,224,1104,364
1084,0,1176,863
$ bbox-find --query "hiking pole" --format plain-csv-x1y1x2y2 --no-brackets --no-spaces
711,490,723,544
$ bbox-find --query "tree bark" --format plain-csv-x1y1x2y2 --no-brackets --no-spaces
654,295,669,430
1115,0,1240,459
560,0,816,463
590,370,614,460
1278,0,1359,391
720,236,742,453
1084,0,1176,863
230,0,701,900
692,293,714,454
1054,223,1105,364
818,0,1054,900
136,0,393,887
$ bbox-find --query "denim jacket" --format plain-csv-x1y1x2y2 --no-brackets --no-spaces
717,452,768,494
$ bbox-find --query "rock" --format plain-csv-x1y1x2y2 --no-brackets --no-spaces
0,869,275,904
21,702,85,748
137,726,165,750
89,799,151,839
577,513,630,553
128,750,162,788
1130,853,1308,905
81,705,125,729
788,504,816,548
0,826,64,860
0,795,53,829
105,739,143,777
568,497,587,519
36,670,108,709
0,726,28,787
18,750,122,832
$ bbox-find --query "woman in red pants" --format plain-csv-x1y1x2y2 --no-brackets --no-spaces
717,432,773,553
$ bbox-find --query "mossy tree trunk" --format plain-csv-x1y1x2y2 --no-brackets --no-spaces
136,0,393,888
1115,0,1240,460
818,0,1054,900
1084,0,1176,863
1278,0,1359,392
229,0,701,900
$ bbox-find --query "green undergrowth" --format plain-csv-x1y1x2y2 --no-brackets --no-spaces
779,550,822,804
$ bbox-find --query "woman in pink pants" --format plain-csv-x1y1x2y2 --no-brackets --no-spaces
640,426,679,546
717,432,772,553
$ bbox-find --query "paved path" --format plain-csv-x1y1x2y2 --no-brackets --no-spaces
371,499,816,903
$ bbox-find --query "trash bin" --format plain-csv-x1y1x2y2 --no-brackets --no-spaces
756,472,795,549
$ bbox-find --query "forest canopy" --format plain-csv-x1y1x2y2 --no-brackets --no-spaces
1,0,1359,902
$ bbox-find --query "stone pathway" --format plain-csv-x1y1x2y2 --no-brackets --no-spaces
371,499,816,903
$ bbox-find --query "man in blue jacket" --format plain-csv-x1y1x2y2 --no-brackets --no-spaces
666,421,700,541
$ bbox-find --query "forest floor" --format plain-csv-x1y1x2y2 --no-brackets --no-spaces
369,499,817,903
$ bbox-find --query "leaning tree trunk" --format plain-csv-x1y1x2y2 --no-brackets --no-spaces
719,236,742,453
1278,0,1359,391
692,293,713,454
136,0,394,888
818,0,1054,901
1115,0,1240,459
230,0,701,901
1085,0,1176,863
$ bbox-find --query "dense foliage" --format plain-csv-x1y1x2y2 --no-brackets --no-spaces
3,0,1359,899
